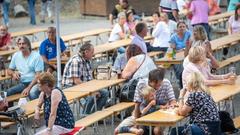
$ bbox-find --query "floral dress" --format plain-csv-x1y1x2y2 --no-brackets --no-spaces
185,91,220,134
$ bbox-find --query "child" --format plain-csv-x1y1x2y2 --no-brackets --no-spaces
114,112,144,135
140,85,165,135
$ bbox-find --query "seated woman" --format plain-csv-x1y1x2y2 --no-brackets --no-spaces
34,72,74,135
0,25,12,51
184,25,219,69
121,45,157,80
228,4,240,35
109,12,130,54
170,21,191,52
171,72,221,135
182,46,236,88
126,10,136,36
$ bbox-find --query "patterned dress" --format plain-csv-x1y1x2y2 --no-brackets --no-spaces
44,88,75,129
186,91,219,134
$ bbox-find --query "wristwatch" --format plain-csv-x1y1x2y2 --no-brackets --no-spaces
47,127,52,132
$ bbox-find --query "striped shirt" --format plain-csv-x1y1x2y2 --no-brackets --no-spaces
134,78,176,104
62,53,92,87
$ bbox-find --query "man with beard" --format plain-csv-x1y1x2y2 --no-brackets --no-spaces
7,36,44,100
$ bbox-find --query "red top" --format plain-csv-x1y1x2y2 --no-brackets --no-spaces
0,33,11,48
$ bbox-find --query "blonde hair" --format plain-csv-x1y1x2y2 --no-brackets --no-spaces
186,72,210,95
193,25,207,41
142,85,155,99
188,46,206,64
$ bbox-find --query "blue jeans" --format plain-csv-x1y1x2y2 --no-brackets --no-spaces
7,82,40,100
28,0,36,25
2,1,10,26
84,89,109,114
173,64,183,89
170,124,205,135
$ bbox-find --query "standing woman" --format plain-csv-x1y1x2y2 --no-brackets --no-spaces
34,72,74,135
228,5,240,35
171,72,221,135
187,0,211,40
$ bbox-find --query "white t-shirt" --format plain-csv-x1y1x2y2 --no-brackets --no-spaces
167,20,177,35
108,23,129,42
152,21,171,48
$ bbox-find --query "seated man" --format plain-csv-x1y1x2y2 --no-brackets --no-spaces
7,36,44,100
133,68,177,134
133,68,176,117
62,43,109,114
131,22,148,53
39,27,67,73
109,0,135,26
0,25,12,51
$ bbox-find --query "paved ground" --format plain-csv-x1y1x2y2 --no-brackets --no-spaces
2,16,240,135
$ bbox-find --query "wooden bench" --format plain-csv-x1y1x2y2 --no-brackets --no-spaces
11,28,48,39
218,55,240,69
7,93,25,103
104,102,135,115
75,110,113,128
233,116,240,128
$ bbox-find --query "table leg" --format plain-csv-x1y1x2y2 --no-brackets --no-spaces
94,95,97,112
149,126,152,135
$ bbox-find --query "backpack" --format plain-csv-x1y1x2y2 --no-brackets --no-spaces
219,111,239,133
119,79,139,102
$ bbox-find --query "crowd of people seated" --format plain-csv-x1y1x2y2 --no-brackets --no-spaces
0,0,240,135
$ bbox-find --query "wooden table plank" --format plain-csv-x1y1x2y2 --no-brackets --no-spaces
11,28,48,38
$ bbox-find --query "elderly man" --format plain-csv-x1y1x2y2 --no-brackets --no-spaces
131,22,148,53
62,43,109,114
109,0,135,26
39,27,66,73
0,25,12,51
7,36,44,100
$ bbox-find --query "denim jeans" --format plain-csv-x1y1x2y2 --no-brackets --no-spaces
7,82,40,100
41,0,53,21
170,124,205,135
28,0,36,25
84,89,109,114
1,1,10,26
173,64,183,89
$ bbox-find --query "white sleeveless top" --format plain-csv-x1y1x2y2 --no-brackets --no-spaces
132,54,157,79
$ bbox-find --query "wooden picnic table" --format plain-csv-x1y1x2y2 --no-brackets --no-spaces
154,33,240,65
11,28,48,38
136,76,240,134
62,28,111,42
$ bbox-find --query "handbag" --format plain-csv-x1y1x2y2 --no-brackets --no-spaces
93,65,112,80
119,55,146,102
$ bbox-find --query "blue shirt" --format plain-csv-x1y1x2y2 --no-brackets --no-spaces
113,53,127,71
9,51,44,83
131,35,147,54
169,30,191,50
39,38,66,60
